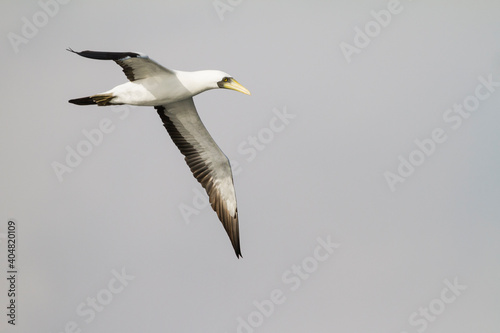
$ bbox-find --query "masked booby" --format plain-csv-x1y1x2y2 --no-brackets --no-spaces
67,48,250,258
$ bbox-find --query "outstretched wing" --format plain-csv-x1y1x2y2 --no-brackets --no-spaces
155,98,241,258
67,48,174,82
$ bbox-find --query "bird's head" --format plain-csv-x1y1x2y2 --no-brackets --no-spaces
216,73,251,95
178,70,251,96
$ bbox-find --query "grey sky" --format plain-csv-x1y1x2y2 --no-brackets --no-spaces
1,0,499,332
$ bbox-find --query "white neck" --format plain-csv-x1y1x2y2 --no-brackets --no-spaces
174,70,222,96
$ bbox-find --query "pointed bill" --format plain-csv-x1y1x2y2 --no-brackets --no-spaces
223,79,251,95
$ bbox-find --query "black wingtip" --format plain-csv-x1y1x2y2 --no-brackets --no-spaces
229,230,242,259
234,242,242,258
66,48,143,61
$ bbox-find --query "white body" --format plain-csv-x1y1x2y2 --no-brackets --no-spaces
107,70,225,106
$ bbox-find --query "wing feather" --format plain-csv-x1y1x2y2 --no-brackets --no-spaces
155,99,241,257
67,48,174,81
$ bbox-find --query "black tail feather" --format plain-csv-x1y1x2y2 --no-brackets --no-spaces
69,94,114,106
68,97,96,105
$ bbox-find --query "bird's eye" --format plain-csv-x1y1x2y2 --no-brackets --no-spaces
223,77,229,82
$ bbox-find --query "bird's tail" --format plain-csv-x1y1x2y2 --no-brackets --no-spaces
68,93,114,106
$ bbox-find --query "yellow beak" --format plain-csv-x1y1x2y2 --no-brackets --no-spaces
223,79,251,95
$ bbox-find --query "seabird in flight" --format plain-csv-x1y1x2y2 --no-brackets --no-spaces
67,48,250,258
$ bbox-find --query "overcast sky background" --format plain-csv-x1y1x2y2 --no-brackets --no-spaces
1,0,499,332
